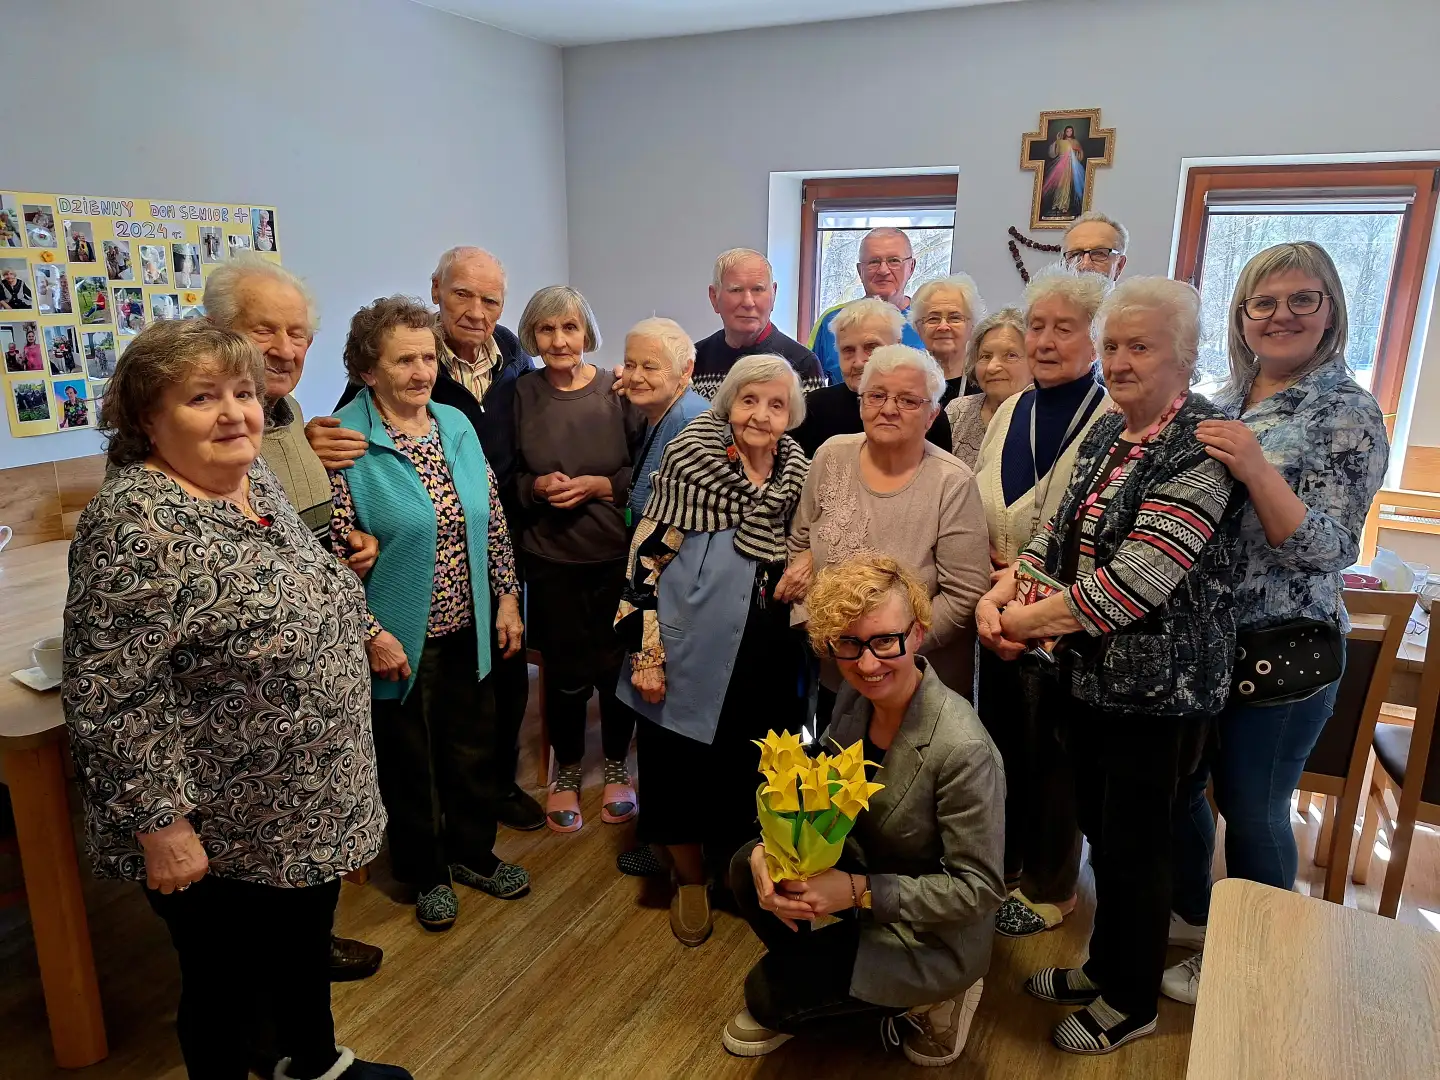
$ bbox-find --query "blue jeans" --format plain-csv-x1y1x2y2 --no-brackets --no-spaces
1171,663,1343,924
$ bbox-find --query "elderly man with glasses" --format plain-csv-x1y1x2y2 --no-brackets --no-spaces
1060,211,1129,282
808,227,928,387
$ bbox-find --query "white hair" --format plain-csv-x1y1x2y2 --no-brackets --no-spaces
831,296,904,344
203,253,320,333
858,344,945,407
432,246,507,289
1095,276,1202,372
711,354,806,430
1023,265,1110,323
909,273,988,331
859,227,913,259
625,317,694,376
1063,211,1130,254
712,247,773,289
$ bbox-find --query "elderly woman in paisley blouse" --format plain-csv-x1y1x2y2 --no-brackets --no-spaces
331,296,528,935
1164,242,1389,1006
943,308,1032,468
63,320,408,1080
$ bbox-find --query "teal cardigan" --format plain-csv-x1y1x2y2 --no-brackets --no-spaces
334,389,491,701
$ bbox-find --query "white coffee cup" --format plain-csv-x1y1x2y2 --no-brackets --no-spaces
32,635,63,681
0,525,12,553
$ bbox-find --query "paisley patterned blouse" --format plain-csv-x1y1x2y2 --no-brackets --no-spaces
63,461,385,887
1212,357,1389,633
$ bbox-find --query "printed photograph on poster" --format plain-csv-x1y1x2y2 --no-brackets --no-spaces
83,331,117,379
32,264,71,314
45,325,81,375
104,240,133,281
251,208,276,252
180,301,205,320
0,259,34,309
0,196,22,248
139,244,168,285
55,378,92,429
76,276,110,325
65,220,96,263
172,243,202,288
228,233,251,256
199,226,224,263
12,380,49,423
114,286,145,334
151,292,180,322
2,322,43,372
23,204,55,247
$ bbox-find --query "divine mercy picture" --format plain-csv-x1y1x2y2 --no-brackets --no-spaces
1019,108,1116,229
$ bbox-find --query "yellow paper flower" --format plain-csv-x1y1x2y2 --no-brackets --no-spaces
800,763,836,812
761,765,804,813
829,740,880,783
753,729,807,778
39,249,55,263
832,776,886,820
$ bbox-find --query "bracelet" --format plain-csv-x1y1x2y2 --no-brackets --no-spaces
629,647,665,672
848,873,858,909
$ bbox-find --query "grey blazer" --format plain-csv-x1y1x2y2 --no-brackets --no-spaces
826,661,1006,1008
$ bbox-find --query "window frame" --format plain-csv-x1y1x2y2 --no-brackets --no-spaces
797,173,959,341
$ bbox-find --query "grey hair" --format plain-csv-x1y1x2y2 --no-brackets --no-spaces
711,353,806,430
517,285,602,356
203,253,320,333
432,246,507,290
831,296,905,344
858,227,914,260
625,316,694,376
909,273,988,332
1023,265,1110,324
1225,241,1349,392
711,247,773,289
966,307,1027,377
858,344,945,407
1064,210,1130,254
1095,277,1202,373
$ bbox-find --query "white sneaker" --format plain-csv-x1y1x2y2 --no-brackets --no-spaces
895,978,984,1067
722,1008,792,1057
1161,952,1203,1005
1167,911,1206,949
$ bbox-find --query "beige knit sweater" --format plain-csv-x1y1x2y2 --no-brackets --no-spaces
261,395,333,541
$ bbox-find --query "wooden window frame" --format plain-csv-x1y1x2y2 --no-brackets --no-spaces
797,174,959,341
1174,161,1440,421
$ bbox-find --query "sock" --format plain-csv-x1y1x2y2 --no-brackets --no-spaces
1067,968,1100,993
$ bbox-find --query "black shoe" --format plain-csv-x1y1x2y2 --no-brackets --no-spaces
275,1047,413,1079
328,935,382,982
616,845,666,877
496,786,546,831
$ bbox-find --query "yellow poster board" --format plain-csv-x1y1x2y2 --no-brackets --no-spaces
0,191,281,437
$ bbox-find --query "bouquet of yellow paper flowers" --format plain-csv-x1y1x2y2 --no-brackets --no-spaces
753,729,885,883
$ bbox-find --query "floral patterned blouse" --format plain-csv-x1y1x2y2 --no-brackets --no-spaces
1212,357,1389,633
943,393,988,469
62,461,385,887
329,418,519,640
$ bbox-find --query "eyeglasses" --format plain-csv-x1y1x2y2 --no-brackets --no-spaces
859,390,930,412
1063,247,1119,268
827,623,915,661
1240,290,1328,320
863,256,914,272
922,312,970,328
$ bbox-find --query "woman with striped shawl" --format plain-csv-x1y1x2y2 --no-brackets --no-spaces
616,354,812,949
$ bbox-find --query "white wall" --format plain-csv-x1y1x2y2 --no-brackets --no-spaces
0,0,567,469
562,0,1440,397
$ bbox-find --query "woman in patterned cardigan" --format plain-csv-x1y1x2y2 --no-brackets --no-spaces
976,278,1240,1056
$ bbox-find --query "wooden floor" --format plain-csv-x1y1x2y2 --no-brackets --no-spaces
3,671,1438,1079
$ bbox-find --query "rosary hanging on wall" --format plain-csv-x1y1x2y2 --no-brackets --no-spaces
1007,226,1061,285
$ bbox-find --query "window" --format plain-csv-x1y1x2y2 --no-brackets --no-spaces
797,174,958,340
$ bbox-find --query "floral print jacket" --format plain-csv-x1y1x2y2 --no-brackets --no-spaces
1212,357,1389,633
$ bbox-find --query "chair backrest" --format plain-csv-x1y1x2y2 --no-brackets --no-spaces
1303,590,1416,782
1408,598,1440,808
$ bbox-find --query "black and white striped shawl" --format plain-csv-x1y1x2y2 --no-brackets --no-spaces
641,408,809,563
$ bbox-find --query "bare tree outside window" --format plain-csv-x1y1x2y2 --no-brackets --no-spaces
814,210,954,319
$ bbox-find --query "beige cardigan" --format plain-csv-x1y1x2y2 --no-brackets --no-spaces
974,385,1112,565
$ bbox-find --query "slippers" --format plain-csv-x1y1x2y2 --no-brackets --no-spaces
545,785,582,833
601,782,637,823
996,890,1072,937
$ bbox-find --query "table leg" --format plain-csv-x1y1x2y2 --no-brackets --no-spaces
3,742,107,1068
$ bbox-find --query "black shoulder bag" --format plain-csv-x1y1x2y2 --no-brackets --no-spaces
1231,619,1344,705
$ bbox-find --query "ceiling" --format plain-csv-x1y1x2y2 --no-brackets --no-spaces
413,0,1026,47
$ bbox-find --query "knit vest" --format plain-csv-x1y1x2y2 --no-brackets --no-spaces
334,390,491,701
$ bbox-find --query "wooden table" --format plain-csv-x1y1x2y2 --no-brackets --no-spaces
0,540,107,1068
1187,878,1440,1079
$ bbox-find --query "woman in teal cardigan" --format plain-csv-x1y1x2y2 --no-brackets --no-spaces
329,296,529,932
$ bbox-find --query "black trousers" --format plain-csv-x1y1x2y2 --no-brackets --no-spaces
1068,698,1207,1018
728,842,901,1034
491,588,531,794
145,875,341,1080
975,650,1082,902
370,625,499,889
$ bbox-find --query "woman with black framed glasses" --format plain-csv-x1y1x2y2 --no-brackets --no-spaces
1163,241,1389,1007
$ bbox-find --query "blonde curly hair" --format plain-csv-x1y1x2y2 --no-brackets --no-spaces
804,554,933,655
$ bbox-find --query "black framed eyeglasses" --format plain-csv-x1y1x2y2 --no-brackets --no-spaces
826,623,915,661
1240,290,1328,320
1062,247,1119,268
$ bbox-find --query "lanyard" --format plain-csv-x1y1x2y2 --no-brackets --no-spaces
1029,381,1103,535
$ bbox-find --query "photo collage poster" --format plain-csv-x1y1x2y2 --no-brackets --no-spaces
1,191,281,437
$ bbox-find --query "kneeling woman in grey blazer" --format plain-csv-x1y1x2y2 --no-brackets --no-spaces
725,555,1005,1068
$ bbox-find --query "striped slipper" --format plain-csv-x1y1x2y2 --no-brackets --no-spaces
1025,967,1101,1006
1052,997,1157,1055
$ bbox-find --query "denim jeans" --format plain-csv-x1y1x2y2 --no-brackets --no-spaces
1171,669,1342,923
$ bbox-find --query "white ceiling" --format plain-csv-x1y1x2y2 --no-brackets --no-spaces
414,0,1027,47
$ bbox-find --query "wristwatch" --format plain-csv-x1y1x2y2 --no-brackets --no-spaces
853,873,873,910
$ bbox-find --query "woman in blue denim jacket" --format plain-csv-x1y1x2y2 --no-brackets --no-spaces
1164,242,1389,1004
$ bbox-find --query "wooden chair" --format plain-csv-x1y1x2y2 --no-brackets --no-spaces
1298,588,1415,902
1351,597,1440,917
1359,487,1440,564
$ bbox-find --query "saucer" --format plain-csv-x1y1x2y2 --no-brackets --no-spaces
11,666,60,692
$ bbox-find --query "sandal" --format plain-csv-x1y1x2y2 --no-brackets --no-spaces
546,763,584,833
601,758,637,823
